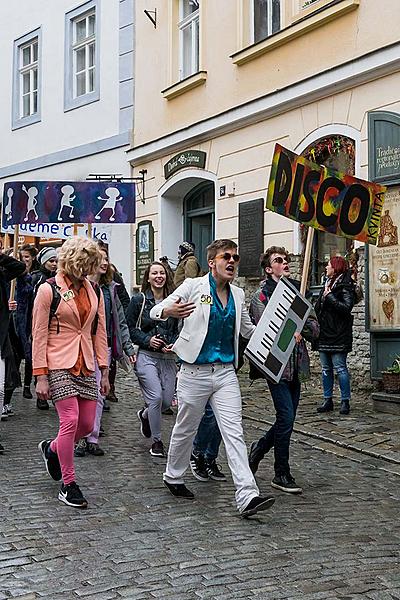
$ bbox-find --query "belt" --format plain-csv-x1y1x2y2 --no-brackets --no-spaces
181,362,233,373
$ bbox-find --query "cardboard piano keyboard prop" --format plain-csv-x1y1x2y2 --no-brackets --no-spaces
244,278,313,383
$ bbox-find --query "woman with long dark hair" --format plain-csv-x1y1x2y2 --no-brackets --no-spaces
127,262,178,457
75,247,135,456
15,244,38,400
314,256,355,415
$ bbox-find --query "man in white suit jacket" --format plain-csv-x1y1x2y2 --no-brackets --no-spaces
150,239,275,518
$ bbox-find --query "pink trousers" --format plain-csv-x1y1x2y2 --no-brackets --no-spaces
50,396,96,485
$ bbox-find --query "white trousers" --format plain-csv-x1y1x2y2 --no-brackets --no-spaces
164,362,259,512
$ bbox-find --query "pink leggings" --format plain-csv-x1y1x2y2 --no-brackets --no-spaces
50,396,96,485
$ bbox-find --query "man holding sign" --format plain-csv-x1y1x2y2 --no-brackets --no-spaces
248,247,319,494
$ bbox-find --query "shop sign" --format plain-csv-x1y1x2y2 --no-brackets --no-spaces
2,181,136,225
368,186,400,330
266,144,386,245
164,151,206,179
136,220,154,285
369,111,400,184
1,221,111,243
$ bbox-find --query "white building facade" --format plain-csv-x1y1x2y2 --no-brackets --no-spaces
0,0,135,289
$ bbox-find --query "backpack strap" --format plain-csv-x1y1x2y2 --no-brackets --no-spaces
90,281,101,336
46,277,62,334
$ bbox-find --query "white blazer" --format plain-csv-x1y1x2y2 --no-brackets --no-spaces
150,274,255,368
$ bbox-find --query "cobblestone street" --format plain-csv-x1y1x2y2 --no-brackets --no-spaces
1,373,400,600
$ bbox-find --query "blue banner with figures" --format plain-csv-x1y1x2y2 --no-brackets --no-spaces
2,181,136,225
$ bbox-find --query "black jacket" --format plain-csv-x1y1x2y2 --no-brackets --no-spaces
0,255,25,358
313,270,355,353
126,291,179,351
31,266,55,296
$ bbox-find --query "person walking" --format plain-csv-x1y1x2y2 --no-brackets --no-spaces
127,261,178,458
33,237,109,509
248,247,319,494
15,244,38,399
150,239,275,518
0,237,25,448
31,246,58,294
75,247,136,457
314,256,355,415
173,241,202,287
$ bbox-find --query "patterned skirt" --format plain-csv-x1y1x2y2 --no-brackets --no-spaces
48,369,98,403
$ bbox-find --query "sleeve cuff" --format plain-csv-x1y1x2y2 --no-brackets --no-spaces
33,368,48,376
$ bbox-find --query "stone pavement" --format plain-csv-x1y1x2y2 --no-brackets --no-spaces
1,372,400,600
240,373,400,475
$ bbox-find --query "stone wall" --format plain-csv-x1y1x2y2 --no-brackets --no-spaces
237,246,373,396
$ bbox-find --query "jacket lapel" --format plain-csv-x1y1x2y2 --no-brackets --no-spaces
230,285,241,340
199,274,212,325
55,273,80,323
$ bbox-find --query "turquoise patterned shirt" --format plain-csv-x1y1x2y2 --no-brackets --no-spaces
195,273,236,364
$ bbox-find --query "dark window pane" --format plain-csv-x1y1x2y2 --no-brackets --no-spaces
254,0,268,43
272,0,280,34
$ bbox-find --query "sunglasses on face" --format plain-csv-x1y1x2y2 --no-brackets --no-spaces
271,256,289,265
215,252,240,262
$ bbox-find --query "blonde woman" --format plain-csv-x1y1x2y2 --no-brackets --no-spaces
33,237,109,509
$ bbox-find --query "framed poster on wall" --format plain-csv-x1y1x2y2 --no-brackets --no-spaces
368,186,400,331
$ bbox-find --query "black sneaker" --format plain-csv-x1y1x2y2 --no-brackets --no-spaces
23,386,33,399
241,495,275,518
38,440,62,481
58,481,88,508
163,480,194,500
271,474,303,494
162,407,174,415
37,398,50,410
248,440,265,475
74,438,87,457
102,398,111,412
189,453,209,481
137,408,151,438
205,459,226,481
150,441,165,457
87,442,105,456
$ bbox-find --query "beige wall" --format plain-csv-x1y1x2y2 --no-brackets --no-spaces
131,70,400,286
134,0,400,147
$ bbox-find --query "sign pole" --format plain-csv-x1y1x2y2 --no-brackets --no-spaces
87,223,92,238
73,224,78,235
9,225,20,301
300,227,315,296
4,233,10,249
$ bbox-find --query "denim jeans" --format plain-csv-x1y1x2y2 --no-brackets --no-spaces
193,401,222,461
319,351,351,402
257,376,300,477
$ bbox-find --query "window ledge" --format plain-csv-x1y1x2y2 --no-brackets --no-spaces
162,71,207,100
231,0,359,66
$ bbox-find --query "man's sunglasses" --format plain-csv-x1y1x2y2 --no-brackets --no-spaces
216,252,240,262
272,256,289,264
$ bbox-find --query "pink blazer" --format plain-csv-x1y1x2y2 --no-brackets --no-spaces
32,272,108,373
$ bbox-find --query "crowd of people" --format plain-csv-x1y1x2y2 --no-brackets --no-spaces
0,233,358,516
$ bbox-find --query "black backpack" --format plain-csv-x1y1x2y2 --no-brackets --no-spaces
46,277,101,335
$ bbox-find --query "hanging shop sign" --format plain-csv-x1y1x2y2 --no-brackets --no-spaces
2,181,135,225
1,221,111,243
164,150,206,179
368,186,400,331
368,111,400,185
136,220,154,285
266,144,386,245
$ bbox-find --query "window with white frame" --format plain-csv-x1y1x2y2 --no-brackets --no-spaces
12,29,41,129
19,38,38,118
179,0,199,80
65,0,99,111
72,11,96,97
253,0,281,43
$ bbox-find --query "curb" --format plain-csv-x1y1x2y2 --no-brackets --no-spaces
243,413,400,466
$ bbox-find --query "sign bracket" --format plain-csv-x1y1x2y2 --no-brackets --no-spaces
86,170,147,203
